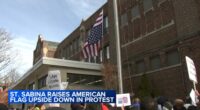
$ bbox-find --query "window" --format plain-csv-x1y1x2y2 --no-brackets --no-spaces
90,57,95,63
131,5,140,20
106,46,110,59
143,0,153,12
38,75,47,89
100,49,103,62
150,56,161,70
87,29,91,37
70,44,72,56
121,13,128,27
76,37,80,51
28,83,35,90
66,46,70,58
167,50,180,66
65,47,67,58
79,36,83,49
73,40,76,54
87,57,91,63
103,16,109,34
103,47,107,61
100,50,103,62
62,48,66,59
136,60,145,73
67,73,103,86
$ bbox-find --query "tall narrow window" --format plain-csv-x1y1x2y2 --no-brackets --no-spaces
73,40,76,54
70,44,72,56
136,60,145,74
131,5,140,20
103,16,109,34
143,0,153,12
66,46,69,58
38,75,47,89
121,13,128,27
88,57,91,63
76,37,79,51
167,50,180,66
87,29,91,37
62,48,66,59
106,46,110,59
28,83,35,90
150,56,161,70
100,50,103,62
79,36,83,49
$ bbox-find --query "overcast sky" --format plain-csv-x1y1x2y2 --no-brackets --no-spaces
0,0,107,74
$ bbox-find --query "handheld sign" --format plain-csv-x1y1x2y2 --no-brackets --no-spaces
46,70,62,107
61,82,68,90
116,93,131,107
185,56,197,83
190,89,198,106
46,70,62,90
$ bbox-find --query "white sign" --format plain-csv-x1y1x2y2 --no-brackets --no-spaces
116,93,131,107
46,70,62,90
109,103,116,107
190,89,198,106
61,82,68,90
49,103,60,107
185,56,197,83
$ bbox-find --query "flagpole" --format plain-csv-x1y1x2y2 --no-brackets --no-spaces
101,10,104,63
113,0,123,93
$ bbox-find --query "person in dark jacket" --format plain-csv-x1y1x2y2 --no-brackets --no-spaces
71,103,86,110
187,105,197,110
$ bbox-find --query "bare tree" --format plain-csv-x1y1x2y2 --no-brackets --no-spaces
0,28,21,84
101,62,118,90
0,29,11,74
2,68,21,85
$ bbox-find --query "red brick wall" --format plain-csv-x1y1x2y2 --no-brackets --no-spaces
107,0,200,99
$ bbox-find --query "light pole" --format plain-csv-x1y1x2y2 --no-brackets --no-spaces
113,0,123,93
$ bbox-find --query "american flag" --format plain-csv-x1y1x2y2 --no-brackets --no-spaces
82,11,103,58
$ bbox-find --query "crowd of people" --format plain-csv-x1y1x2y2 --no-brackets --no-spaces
98,96,200,110
126,96,199,110
0,103,66,110
0,96,200,110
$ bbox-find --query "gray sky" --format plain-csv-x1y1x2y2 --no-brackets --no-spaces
0,0,107,74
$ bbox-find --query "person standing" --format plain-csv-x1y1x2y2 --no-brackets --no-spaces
71,103,86,110
172,99,186,110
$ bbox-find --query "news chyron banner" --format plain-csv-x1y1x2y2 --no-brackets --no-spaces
8,90,116,104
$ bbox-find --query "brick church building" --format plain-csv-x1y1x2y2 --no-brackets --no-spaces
13,0,200,101
48,0,200,99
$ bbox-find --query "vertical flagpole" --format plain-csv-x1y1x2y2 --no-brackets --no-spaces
113,0,123,93
101,10,104,63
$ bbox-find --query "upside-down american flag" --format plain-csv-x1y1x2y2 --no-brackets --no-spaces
82,11,103,58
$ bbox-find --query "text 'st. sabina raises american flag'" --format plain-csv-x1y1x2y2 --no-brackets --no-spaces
82,11,103,58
